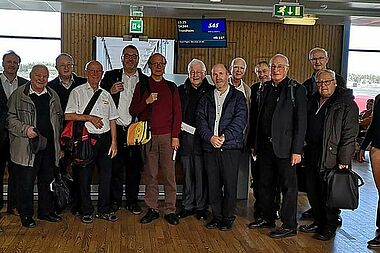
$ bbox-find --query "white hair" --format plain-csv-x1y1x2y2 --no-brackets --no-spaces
187,58,206,73
269,54,289,66
230,57,247,73
308,47,328,60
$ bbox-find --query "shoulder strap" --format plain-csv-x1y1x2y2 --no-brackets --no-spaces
83,89,102,115
288,79,296,108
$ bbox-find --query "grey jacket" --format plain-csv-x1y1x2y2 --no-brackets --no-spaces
7,83,63,167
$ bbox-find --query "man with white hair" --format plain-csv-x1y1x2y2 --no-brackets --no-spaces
177,59,213,220
248,54,307,238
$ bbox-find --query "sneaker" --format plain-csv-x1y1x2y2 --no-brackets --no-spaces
127,203,142,215
368,234,380,248
140,208,159,224
164,213,179,225
95,212,118,222
81,215,93,224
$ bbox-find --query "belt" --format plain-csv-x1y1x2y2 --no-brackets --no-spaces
116,124,129,132
89,131,110,139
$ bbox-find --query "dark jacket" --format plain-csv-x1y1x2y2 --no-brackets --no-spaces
310,87,359,169
178,78,214,156
247,82,263,149
47,73,86,112
303,72,346,99
251,77,307,158
196,85,247,152
100,68,149,107
361,94,380,150
0,74,28,132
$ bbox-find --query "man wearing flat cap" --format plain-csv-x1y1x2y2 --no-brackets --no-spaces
7,64,63,228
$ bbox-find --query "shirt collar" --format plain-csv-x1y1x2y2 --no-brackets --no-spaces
1,73,18,85
123,70,139,78
215,84,230,97
59,75,74,87
29,85,48,96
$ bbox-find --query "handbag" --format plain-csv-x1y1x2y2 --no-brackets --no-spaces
127,120,151,145
61,89,102,167
50,172,73,211
325,167,364,210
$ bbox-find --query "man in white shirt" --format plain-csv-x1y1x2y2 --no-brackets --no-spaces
100,45,148,215
65,60,118,224
0,51,28,216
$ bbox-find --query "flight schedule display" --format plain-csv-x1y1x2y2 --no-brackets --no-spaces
177,19,227,48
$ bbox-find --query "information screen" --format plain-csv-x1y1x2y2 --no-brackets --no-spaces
177,19,227,48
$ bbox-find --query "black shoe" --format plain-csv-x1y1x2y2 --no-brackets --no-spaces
177,208,194,219
301,208,313,219
299,223,319,233
71,207,82,216
195,210,209,220
247,218,275,229
95,212,118,222
127,203,142,215
269,227,297,239
206,219,221,229
368,235,380,248
81,215,93,224
140,208,159,224
37,213,62,222
335,215,342,227
314,229,336,241
164,213,179,225
21,216,36,228
219,219,234,231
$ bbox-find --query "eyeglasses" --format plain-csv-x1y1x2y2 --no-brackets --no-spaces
316,79,335,87
150,62,166,68
270,64,287,70
87,69,103,75
190,71,204,77
58,64,74,69
123,54,138,60
310,57,326,62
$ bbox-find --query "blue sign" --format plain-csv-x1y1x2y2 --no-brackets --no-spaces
177,19,227,48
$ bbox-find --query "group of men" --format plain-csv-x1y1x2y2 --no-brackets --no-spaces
0,46,358,242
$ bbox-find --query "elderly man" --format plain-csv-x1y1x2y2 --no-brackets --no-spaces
299,69,358,241
101,45,149,215
197,64,247,231
130,53,182,225
0,51,28,216
303,47,346,99
177,59,213,220
248,54,307,238
247,60,271,221
65,60,118,224
7,64,63,228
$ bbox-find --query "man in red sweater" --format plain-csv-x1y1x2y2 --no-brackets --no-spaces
130,53,182,225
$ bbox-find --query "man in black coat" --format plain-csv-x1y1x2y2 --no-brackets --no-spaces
177,59,213,220
100,44,148,215
48,53,86,215
248,54,307,238
197,64,247,231
0,50,28,216
299,69,358,241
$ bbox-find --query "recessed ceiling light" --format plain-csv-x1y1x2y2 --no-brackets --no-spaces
210,0,222,2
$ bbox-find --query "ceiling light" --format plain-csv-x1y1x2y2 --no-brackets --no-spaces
210,0,222,2
283,15,318,26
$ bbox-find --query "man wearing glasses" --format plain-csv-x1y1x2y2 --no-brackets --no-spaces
303,47,346,99
248,54,307,238
101,45,148,215
299,69,358,240
130,53,182,225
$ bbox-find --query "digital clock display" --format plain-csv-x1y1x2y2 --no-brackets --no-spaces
177,18,227,48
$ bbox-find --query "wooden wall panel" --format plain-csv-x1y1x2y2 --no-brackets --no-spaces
62,13,343,85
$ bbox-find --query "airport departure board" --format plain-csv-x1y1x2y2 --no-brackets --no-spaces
177,19,227,48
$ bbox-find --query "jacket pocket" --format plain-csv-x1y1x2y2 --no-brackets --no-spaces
325,142,338,168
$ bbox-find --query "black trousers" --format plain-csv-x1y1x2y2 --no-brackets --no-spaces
77,132,112,215
0,131,17,210
180,154,208,211
304,145,339,231
110,125,142,206
204,149,240,221
14,144,55,217
257,140,298,229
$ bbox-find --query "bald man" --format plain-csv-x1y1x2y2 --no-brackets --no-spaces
66,60,118,224
197,63,247,231
7,64,63,228
248,54,307,238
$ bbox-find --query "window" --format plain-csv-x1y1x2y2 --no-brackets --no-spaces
0,9,61,80
347,26,380,112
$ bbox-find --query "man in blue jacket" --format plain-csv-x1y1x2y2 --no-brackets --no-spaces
196,63,247,231
247,54,307,238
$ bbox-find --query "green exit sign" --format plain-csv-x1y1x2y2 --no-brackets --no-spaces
273,3,304,18
130,19,143,34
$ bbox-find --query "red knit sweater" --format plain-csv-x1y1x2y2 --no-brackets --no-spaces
130,77,182,138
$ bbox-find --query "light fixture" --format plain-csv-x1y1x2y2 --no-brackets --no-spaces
210,0,222,2
283,14,318,26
